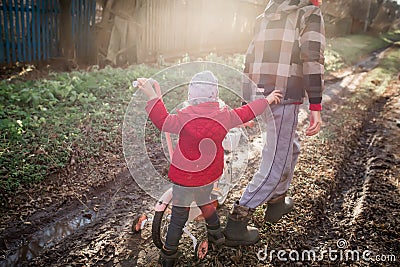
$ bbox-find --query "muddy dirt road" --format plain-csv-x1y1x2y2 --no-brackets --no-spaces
1,47,399,266
0,169,152,266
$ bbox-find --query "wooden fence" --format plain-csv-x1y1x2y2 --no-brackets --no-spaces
136,0,265,62
104,0,266,64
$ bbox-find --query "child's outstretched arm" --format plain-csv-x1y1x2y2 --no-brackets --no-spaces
228,90,282,128
138,78,181,134
136,78,159,100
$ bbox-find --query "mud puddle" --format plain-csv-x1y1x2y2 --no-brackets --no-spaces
0,169,151,266
1,209,96,267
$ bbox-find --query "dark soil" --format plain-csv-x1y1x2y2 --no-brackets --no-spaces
1,48,399,267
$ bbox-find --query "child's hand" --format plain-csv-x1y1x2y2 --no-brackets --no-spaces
136,78,159,100
266,90,283,105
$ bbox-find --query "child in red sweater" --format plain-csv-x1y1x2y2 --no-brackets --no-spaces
136,71,281,266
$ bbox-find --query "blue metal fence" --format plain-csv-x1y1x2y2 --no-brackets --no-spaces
0,0,96,65
71,0,96,59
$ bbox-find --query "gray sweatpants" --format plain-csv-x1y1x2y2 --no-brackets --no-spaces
239,104,300,209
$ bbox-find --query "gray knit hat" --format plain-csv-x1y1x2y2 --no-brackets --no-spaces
188,71,219,101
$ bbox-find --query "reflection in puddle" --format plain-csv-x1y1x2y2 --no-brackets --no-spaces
1,211,95,266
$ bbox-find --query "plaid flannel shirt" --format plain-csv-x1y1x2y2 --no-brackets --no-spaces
243,0,325,110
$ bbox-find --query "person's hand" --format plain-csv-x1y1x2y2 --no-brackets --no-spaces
265,90,283,105
306,110,322,136
136,78,159,100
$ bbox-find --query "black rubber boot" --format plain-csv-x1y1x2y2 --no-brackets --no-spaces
206,224,225,246
159,247,178,267
223,201,259,247
264,195,294,223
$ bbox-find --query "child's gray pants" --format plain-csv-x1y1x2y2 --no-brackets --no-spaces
239,104,300,209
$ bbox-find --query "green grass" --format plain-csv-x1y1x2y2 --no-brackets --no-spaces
325,34,392,72
0,65,158,196
381,29,400,43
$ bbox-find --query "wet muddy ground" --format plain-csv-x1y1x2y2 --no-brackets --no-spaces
0,47,399,266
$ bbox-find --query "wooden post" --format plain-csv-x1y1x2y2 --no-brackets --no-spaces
0,4,4,63
1,1,9,63
8,0,16,62
364,0,371,32
59,0,73,60
13,0,22,62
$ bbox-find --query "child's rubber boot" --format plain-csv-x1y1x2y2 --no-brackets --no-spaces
264,195,294,223
223,201,259,247
159,247,178,267
206,224,225,246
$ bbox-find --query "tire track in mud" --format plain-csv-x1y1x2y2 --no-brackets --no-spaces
256,48,399,266
1,169,154,266
315,46,399,266
300,81,400,265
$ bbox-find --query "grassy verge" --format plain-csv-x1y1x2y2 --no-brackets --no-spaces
324,32,400,72
0,65,157,199
1,33,399,204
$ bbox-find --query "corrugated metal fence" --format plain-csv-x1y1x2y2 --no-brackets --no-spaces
0,0,96,64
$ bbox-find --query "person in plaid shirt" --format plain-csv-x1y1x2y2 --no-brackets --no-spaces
224,0,325,246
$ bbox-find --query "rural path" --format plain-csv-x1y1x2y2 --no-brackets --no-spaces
0,46,399,267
